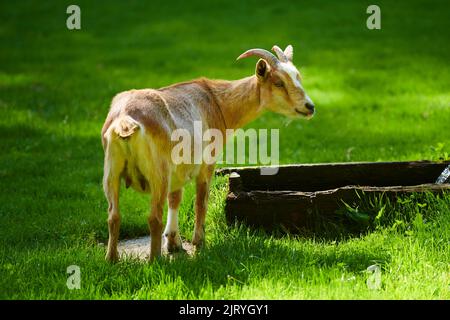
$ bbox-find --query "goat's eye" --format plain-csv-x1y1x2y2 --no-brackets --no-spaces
274,81,284,88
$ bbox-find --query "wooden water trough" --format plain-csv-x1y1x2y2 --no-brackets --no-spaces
218,161,450,233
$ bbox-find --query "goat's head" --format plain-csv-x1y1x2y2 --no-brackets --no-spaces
237,45,315,119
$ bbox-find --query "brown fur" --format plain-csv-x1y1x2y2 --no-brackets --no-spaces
102,46,314,262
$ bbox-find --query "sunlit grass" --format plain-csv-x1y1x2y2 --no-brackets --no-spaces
0,0,449,299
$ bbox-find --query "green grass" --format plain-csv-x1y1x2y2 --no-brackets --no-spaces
1,0,449,299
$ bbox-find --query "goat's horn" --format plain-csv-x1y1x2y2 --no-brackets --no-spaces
271,45,288,62
236,48,280,69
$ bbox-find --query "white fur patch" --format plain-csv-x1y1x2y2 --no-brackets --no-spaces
280,62,303,89
164,207,179,236
280,62,314,106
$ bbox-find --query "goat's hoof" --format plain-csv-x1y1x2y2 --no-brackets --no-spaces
192,238,204,249
149,251,161,262
164,232,183,253
105,251,119,263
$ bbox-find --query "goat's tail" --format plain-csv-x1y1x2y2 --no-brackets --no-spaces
113,115,139,138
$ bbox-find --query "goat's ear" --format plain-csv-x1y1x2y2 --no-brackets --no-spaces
284,45,293,61
255,59,270,81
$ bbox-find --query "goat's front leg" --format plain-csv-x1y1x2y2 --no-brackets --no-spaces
192,165,215,248
163,189,183,253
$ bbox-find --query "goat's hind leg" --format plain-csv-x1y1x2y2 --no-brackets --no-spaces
103,145,125,262
148,164,169,262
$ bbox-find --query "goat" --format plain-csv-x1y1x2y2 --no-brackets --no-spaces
101,45,315,262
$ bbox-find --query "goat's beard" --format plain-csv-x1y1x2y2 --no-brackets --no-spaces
283,118,294,126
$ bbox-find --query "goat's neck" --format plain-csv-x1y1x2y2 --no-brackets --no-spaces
208,76,262,130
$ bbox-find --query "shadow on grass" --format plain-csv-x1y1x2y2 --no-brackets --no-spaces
143,231,391,297
0,124,108,245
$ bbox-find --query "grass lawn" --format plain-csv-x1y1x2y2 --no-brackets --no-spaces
1,0,449,299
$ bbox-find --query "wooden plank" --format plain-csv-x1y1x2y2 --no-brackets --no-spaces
218,161,450,192
226,184,450,231
223,161,450,232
